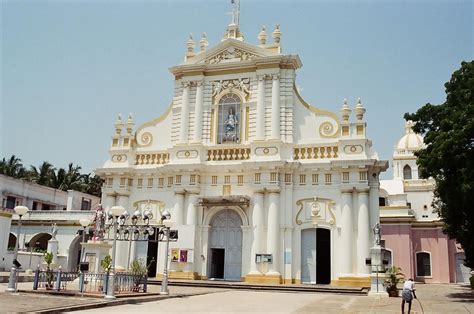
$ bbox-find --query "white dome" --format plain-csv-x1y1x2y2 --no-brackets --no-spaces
395,121,424,151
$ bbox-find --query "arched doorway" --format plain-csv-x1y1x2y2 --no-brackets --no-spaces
208,208,242,281
8,233,17,250
29,233,51,251
301,228,331,284
68,234,88,271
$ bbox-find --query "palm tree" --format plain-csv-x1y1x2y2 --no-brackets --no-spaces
0,155,27,178
62,163,84,191
28,162,55,185
50,168,67,190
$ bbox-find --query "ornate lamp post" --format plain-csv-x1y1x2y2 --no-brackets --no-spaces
79,218,91,262
126,210,154,270
160,210,173,295
7,205,29,293
104,205,124,299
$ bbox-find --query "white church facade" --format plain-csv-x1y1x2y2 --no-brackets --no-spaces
95,19,388,286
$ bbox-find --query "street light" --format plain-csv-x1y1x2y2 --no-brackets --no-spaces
7,205,29,293
105,205,124,299
160,210,173,295
79,218,91,262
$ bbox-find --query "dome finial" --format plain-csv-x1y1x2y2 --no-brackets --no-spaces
185,34,195,60
354,98,366,121
258,25,267,46
272,24,281,44
199,32,209,51
340,98,351,122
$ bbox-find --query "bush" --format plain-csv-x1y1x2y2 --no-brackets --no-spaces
101,255,112,273
384,266,405,297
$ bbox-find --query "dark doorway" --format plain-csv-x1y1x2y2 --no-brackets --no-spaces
210,248,225,279
316,228,331,284
147,234,158,277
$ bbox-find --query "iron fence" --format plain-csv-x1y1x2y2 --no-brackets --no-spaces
33,268,147,294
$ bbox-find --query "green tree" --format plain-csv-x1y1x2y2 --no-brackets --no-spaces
0,155,27,178
28,161,55,185
404,60,474,268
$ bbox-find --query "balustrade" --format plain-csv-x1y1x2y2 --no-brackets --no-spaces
293,146,339,160
135,153,170,165
207,148,251,161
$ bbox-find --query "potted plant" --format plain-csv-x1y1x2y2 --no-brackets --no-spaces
43,252,54,290
130,258,148,292
99,255,112,292
384,266,405,297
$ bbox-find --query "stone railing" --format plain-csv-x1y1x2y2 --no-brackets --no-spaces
293,146,338,160
16,210,95,221
207,147,251,161
135,152,170,165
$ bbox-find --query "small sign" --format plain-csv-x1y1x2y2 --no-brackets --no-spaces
255,254,273,264
171,249,179,262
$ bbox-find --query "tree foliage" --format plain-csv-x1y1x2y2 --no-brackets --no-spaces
0,155,103,197
404,61,474,268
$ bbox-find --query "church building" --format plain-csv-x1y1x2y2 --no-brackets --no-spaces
96,12,388,286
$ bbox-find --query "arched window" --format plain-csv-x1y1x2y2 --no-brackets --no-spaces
217,93,241,144
382,249,393,268
416,251,432,277
403,165,412,180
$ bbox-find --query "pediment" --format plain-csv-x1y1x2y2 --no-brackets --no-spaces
186,39,276,65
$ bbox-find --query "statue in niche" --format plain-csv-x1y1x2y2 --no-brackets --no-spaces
224,107,239,142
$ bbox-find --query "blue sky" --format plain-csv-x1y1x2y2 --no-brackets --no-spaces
1,0,473,179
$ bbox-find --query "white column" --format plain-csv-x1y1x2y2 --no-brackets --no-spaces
369,180,380,242
173,192,185,226
104,194,116,210
357,191,370,275
340,191,353,276
115,194,129,269
192,81,204,143
249,191,264,274
180,81,190,143
255,75,266,140
186,193,198,225
267,191,280,275
270,74,280,140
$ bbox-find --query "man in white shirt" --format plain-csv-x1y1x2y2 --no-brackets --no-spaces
401,278,417,313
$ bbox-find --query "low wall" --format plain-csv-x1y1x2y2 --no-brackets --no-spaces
3,251,68,271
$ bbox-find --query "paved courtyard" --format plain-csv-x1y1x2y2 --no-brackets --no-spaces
80,284,473,314
0,281,472,313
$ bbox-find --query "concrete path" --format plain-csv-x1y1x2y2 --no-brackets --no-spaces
80,284,473,314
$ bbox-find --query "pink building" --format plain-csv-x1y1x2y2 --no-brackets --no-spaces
379,121,470,284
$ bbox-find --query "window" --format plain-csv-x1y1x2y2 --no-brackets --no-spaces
224,175,230,184
359,171,367,181
147,178,154,188
42,204,51,211
285,173,292,185
217,93,241,144
81,198,92,211
312,174,318,185
325,174,332,185
416,252,432,277
6,196,16,209
254,173,261,184
403,165,412,180
379,197,386,206
237,175,244,185
342,172,350,183
176,175,182,185
211,176,218,185
190,174,196,185
167,176,173,187
270,172,277,182
120,177,126,187
158,177,164,188
32,201,38,211
137,178,143,189
106,178,113,188
299,174,306,185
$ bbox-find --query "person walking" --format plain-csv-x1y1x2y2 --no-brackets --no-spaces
401,278,417,313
